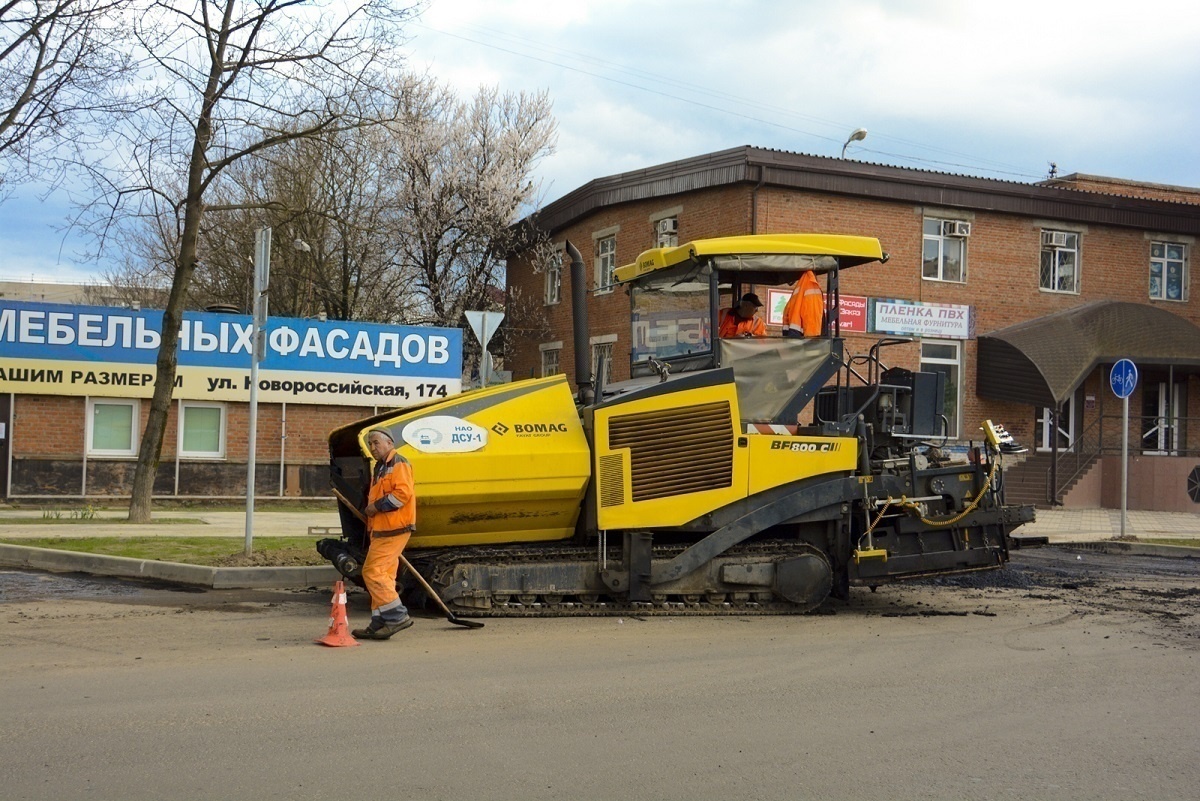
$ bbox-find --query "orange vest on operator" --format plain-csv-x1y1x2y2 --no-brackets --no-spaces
367,449,416,536
718,294,766,338
782,270,824,337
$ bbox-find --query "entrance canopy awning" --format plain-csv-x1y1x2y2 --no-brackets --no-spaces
977,301,1200,407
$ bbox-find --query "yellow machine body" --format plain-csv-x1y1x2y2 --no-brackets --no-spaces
349,375,591,548
591,375,858,530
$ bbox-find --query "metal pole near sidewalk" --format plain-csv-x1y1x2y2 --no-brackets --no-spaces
246,227,271,556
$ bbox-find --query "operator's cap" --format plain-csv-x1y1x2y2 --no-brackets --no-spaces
367,428,394,443
741,292,763,307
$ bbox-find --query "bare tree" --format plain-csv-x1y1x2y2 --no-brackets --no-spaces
388,85,556,328
86,0,417,523
103,74,556,336
0,0,129,193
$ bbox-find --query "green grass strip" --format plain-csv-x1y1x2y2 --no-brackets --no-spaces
0,536,326,565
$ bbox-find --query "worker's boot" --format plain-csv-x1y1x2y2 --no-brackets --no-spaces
352,614,413,640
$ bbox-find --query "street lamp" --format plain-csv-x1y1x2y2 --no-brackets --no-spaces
841,127,868,158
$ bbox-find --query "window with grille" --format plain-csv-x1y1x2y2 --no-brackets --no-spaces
540,347,561,378
1040,230,1080,293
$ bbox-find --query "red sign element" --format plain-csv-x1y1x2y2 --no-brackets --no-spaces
837,295,868,333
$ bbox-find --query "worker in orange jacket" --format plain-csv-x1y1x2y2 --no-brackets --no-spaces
718,292,766,338
782,271,824,337
353,428,416,640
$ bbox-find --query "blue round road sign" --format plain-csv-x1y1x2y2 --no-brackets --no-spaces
1110,358,1138,399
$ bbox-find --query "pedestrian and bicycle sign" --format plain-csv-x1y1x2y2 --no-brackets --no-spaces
1110,358,1138,538
1110,358,1138,399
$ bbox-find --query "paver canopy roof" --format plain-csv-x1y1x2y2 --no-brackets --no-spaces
977,301,1200,407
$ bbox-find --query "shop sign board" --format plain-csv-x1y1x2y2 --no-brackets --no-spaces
0,300,462,406
870,298,973,339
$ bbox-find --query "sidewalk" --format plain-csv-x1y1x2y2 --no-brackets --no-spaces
0,506,1195,544
1013,508,1200,544
0,508,342,539
0,506,1196,590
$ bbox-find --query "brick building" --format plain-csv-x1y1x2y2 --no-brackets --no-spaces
506,147,1200,511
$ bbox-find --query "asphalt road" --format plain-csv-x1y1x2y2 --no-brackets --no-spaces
1,549,1198,801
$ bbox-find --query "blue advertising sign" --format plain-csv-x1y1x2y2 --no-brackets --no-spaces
0,300,463,406
1110,358,1138,399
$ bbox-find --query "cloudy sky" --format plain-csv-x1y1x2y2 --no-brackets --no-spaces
4,0,1198,284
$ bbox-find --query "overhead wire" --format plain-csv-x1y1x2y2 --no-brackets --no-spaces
409,21,1044,180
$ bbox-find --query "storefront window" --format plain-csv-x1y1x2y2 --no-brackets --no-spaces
180,402,225,458
88,399,138,456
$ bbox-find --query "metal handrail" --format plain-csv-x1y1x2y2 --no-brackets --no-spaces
1046,413,1200,503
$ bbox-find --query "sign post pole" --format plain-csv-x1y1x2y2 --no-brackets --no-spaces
246,227,271,556
1110,358,1138,540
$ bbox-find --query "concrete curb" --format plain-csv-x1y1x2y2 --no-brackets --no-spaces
1059,540,1200,559
0,544,340,589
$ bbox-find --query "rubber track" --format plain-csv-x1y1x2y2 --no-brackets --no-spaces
412,540,828,618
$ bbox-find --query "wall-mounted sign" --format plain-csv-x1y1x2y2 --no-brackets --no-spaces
870,298,973,340
837,294,869,333
0,300,463,406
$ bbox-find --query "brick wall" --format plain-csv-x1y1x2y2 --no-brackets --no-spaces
7,394,378,498
507,180,1199,452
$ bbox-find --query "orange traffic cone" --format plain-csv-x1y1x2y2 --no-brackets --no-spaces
315,580,359,647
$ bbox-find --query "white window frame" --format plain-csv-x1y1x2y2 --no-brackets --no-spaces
919,339,962,439
922,218,968,283
544,258,562,305
594,232,618,295
590,334,617,385
86,398,139,457
178,400,226,459
1149,240,1189,302
539,341,562,378
1039,229,1081,294
650,206,681,249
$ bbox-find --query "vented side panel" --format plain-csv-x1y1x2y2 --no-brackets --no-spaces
598,453,626,508
608,401,733,502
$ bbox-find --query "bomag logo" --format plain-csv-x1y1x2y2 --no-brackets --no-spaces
491,422,568,438
770,440,838,452
515,423,568,434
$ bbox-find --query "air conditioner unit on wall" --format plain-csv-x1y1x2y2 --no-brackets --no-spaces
1042,231,1071,248
657,217,678,234
941,220,971,237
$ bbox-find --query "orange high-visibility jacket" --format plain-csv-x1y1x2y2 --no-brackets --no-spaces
783,271,824,337
368,449,415,537
718,308,766,338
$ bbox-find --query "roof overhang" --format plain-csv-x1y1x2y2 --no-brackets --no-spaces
977,301,1200,407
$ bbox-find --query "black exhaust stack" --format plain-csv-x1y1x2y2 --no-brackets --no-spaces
566,240,593,404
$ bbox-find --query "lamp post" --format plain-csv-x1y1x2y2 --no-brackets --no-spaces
841,127,868,158
244,230,312,555
245,227,271,555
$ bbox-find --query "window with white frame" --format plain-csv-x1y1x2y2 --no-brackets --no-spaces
590,336,615,385
544,257,562,305
540,344,561,378
87,398,139,456
1150,241,1188,301
922,218,968,282
179,401,226,458
1039,229,1080,293
920,340,961,439
654,216,678,248
595,235,617,294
